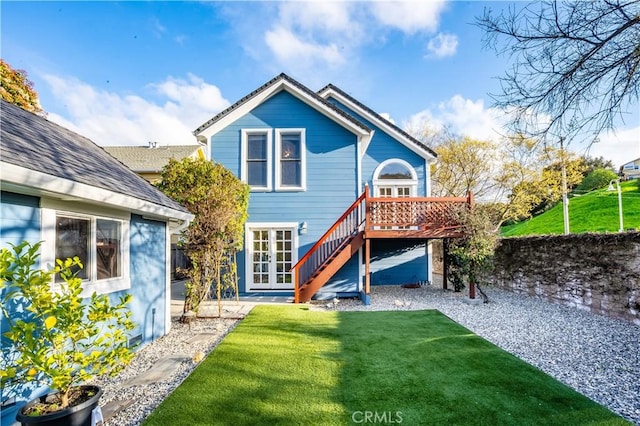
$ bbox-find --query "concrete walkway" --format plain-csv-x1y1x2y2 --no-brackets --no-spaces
170,279,293,319
104,280,281,422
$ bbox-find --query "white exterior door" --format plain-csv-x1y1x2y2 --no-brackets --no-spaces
246,224,298,291
376,186,412,198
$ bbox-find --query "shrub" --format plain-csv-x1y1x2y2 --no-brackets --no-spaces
0,241,135,410
576,168,619,192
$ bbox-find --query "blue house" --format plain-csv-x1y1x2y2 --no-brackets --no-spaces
194,74,470,303
0,100,193,423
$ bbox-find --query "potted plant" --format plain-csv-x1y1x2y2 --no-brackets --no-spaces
0,241,135,426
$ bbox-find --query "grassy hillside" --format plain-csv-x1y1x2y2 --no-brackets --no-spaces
502,180,640,236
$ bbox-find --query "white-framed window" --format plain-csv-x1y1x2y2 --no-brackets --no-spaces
275,129,306,191
241,129,272,191
41,205,130,296
372,159,418,197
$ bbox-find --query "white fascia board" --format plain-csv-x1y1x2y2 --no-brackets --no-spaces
356,132,375,192
319,89,437,161
196,80,371,141
0,162,193,227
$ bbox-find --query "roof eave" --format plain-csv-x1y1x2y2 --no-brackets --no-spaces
318,85,437,160
0,161,193,223
194,74,371,140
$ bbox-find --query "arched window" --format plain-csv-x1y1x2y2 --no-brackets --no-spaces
372,159,418,197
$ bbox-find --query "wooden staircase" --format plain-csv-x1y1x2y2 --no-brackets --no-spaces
293,192,366,303
297,231,364,303
292,186,473,303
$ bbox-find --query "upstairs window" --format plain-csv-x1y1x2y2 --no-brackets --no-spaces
241,129,272,191
276,129,306,191
372,159,418,197
378,162,413,180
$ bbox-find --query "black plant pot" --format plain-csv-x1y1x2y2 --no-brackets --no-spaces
16,385,103,426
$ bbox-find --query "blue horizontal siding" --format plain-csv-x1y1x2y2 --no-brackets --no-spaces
370,240,428,285
0,191,41,250
129,214,167,346
326,98,427,196
1,192,42,425
314,255,360,299
0,200,171,424
211,90,361,294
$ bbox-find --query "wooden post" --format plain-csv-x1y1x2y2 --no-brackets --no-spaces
294,267,299,304
365,238,371,295
442,239,448,291
466,192,475,299
364,183,370,234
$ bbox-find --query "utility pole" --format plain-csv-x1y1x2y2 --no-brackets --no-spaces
560,137,569,235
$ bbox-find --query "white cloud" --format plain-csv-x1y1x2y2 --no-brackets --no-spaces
405,95,506,141
42,74,229,147
405,94,640,170
265,26,346,70
231,1,453,78
576,127,640,170
278,1,359,37
370,1,448,34
150,17,167,38
379,112,396,125
261,2,363,75
426,33,458,58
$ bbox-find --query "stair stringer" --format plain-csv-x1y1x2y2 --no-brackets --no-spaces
297,232,364,303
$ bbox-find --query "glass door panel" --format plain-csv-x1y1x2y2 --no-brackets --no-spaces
248,227,296,290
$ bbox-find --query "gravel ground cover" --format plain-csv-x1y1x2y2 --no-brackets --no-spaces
98,318,239,426
101,286,640,425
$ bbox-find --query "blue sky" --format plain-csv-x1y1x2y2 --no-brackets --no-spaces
2,1,638,168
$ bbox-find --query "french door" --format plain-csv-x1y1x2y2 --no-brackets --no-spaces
376,186,412,198
247,224,298,290
376,186,413,229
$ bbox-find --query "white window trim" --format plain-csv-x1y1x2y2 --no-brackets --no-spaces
372,158,418,196
241,128,273,192
41,207,131,297
245,222,299,291
275,128,306,191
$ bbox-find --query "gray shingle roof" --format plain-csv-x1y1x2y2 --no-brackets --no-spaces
319,84,438,158
193,73,371,135
0,100,189,214
103,145,203,173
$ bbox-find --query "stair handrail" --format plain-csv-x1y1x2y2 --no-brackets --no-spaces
292,189,366,302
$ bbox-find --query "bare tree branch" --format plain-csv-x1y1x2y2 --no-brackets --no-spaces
477,0,640,147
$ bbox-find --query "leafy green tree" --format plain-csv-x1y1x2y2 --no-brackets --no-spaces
576,168,620,192
0,59,43,114
427,132,583,226
156,158,249,317
580,156,615,176
431,136,503,199
447,204,499,299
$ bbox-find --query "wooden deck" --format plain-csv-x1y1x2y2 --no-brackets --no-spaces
292,186,473,303
365,194,472,239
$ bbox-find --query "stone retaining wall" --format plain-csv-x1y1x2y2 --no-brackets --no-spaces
492,232,640,325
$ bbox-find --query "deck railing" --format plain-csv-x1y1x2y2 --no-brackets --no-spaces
291,192,366,303
366,192,473,232
292,186,473,302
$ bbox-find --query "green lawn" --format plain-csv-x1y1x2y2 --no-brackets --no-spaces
502,180,640,236
144,306,627,426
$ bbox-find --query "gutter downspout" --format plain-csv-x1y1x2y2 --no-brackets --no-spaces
356,131,374,296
